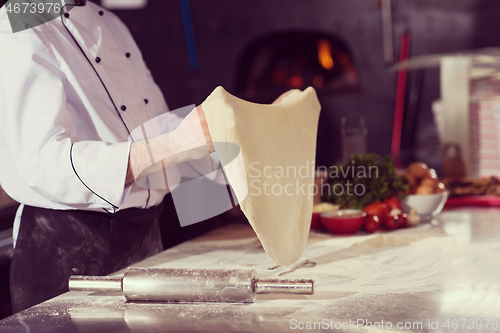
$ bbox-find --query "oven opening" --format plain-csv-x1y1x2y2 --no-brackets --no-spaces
234,31,358,103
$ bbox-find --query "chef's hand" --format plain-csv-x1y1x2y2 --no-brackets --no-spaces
126,106,213,184
272,89,297,104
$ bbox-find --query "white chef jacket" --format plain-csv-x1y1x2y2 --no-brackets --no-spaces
0,2,171,240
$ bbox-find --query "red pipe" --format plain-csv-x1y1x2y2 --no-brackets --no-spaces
391,31,410,167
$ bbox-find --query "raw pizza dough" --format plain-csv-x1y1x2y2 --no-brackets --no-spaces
202,87,321,266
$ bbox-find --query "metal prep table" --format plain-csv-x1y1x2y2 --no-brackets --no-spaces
1,207,500,332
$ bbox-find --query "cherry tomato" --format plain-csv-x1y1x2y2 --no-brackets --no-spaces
384,196,403,212
384,213,407,230
364,215,380,233
398,213,408,228
363,202,387,222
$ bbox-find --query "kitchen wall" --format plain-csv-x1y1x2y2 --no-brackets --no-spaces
96,0,500,173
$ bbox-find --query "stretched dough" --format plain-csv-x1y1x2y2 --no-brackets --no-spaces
202,87,321,266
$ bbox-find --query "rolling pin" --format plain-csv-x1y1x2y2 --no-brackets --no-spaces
69,267,314,303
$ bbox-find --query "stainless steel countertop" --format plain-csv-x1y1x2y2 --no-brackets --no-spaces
1,207,500,332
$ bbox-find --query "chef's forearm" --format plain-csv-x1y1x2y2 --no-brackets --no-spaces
125,133,179,185
125,106,213,186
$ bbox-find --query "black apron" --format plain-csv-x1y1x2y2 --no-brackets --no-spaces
9,203,164,313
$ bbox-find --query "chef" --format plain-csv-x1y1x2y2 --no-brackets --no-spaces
0,0,212,312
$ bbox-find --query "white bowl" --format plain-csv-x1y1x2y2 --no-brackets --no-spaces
401,191,449,221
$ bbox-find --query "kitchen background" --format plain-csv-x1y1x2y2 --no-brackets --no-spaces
1,0,499,319
106,0,500,171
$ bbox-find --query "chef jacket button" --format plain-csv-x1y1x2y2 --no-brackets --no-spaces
121,105,127,111
126,52,131,58
64,13,69,18
72,268,80,274
144,99,149,104
99,10,104,16
95,57,101,63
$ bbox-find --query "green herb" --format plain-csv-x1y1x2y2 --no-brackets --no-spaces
322,153,408,209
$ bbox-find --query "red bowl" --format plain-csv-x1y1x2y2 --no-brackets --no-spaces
311,212,322,229
320,209,366,234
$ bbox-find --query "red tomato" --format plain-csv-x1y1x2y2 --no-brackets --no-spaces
384,213,407,230
398,213,408,228
363,202,387,222
364,215,380,233
384,196,403,212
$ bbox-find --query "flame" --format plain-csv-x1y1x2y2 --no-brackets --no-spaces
318,39,334,70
